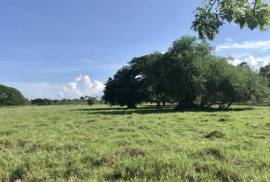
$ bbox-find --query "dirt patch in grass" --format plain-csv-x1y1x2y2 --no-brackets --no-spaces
198,148,225,160
117,128,135,133
82,148,145,168
82,155,115,167
218,118,228,122
17,139,29,148
0,130,14,136
233,159,269,171
216,169,242,182
194,163,241,181
194,163,212,173
201,118,209,122
251,134,266,139
205,131,225,139
105,160,196,181
63,161,83,179
0,139,12,148
86,119,96,123
118,148,145,158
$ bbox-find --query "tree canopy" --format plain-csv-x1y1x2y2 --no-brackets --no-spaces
103,66,148,108
260,63,270,87
103,36,269,109
193,0,270,40
260,63,270,81
0,85,27,106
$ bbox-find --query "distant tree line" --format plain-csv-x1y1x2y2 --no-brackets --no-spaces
31,96,101,106
0,83,102,106
103,36,270,109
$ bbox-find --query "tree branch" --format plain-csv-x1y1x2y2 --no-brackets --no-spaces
208,0,218,12
253,0,258,15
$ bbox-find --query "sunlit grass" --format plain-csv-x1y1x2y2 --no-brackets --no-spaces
0,105,269,181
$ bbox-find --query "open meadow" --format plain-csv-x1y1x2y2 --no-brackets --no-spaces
0,105,269,181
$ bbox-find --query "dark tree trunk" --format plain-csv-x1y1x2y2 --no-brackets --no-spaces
127,103,136,109
226,102,233,109
162,101,166,106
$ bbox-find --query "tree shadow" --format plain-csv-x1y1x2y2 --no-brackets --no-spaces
74,105,169,112
72,105,254,115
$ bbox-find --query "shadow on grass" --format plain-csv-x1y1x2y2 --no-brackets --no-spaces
72,105,254,115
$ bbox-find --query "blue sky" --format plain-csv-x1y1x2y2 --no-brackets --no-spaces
0,0,270,99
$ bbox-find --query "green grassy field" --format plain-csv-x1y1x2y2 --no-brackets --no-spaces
0,105,269,181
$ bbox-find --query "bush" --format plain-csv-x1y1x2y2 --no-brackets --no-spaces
87,97,97,106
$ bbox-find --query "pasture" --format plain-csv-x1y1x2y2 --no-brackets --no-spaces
0,105,269,181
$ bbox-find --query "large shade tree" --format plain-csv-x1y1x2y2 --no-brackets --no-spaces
164,36,212,109
103,66,148,108
103,36,270,109
193,0,270,40
129,52,171,106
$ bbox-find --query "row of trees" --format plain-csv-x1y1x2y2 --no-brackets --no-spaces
31,96,101,106
103,36,270,109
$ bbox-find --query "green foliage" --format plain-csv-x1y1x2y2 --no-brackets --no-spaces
129,52,169,106
0,105,270,181
103,66,148,108
195,57,269,108
86,97,99,106
0,85,27,106
165,37,212,109
31,97,102,106
260,63,270,85
31,98,85,105
104,36,269,109
31,99,53,106
193,0,270,40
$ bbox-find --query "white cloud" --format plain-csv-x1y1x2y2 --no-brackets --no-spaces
5,74,105,99
228,56,270,71
216,40,270,51
61,75,105,99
